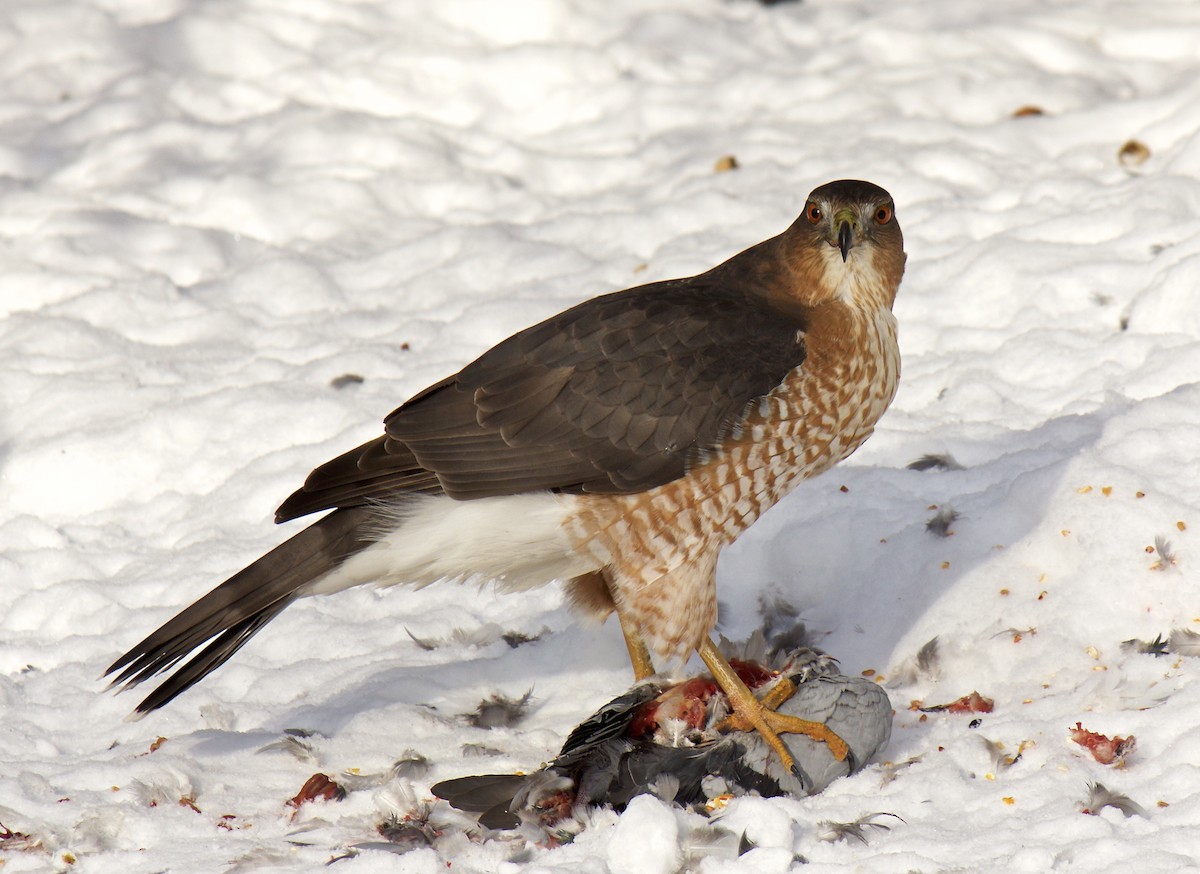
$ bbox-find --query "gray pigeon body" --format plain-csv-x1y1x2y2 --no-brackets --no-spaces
433,648,892,831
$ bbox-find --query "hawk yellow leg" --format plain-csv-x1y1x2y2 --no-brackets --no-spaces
618,611,656,681
697,638,850,773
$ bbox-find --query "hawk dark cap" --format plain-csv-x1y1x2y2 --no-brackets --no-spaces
107,179,905,778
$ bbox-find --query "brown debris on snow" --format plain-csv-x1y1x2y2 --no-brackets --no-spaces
287,773,346,812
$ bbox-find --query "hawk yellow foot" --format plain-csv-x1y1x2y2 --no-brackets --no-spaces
697,639,850,776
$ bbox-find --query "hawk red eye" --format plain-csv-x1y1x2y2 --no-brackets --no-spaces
874,205,892,224
806,204,822,224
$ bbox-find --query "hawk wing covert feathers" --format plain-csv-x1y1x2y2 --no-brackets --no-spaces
275,277,809,520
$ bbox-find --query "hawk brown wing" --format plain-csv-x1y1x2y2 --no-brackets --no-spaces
275,275,808,522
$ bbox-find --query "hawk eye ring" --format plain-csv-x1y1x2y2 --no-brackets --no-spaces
806,204,822,224
874,205,892,224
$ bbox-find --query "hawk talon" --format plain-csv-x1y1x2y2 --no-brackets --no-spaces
844,747,859,774
697,639,851,777
789,760,811,792
712,673,852,765
716,705,852,764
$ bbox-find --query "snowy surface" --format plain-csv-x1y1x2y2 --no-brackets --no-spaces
3,0,1200,871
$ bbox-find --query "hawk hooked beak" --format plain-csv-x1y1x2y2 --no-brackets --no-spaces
836,217,855,262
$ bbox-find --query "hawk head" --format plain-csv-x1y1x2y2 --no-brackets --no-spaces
783,179,906,310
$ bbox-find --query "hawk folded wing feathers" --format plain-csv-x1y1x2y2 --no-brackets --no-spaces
276,276,808,518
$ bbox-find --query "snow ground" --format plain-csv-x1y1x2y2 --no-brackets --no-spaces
3,0,1200,871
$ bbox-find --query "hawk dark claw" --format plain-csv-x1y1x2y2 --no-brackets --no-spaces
106,180,905,777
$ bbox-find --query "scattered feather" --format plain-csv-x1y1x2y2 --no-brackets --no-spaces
338,766,403,792
406,622,523,651
501,629,546,648
460,742,506,757
336,753,429,787
766,621,817,662
452,623,512,648
757,592,799,636
646,773,681,804
992,626,1036,643
200,703,236,731
907,453,965,471
979,736,1029,772
1081,782,1146,818
1121,634,1169,656
1069,723,1135,766
879,755,923,788
717,631,765,665
285,820,333,842
888,637,941,687
374,811,439,851
391,750,431,780
676,824,749,867
925,506,960,537
335,842,407,862
1168,627,1200,657
374,779,421,819
817,812,903,844
754,593,826,661
719,625,817,669
129,771,196,809
329,373,364,389
405,628,437,651
69,808,127,855
466,689,534,729
1149,536,1177,570
257,734,320,764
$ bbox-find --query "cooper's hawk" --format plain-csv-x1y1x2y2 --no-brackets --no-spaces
107,179,904,779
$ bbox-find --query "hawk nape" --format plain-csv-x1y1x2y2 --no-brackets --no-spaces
107,179,905,780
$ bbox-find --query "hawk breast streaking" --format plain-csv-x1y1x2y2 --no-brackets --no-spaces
108,179,905,779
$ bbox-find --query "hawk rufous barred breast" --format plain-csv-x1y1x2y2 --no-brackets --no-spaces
107,179,905,778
